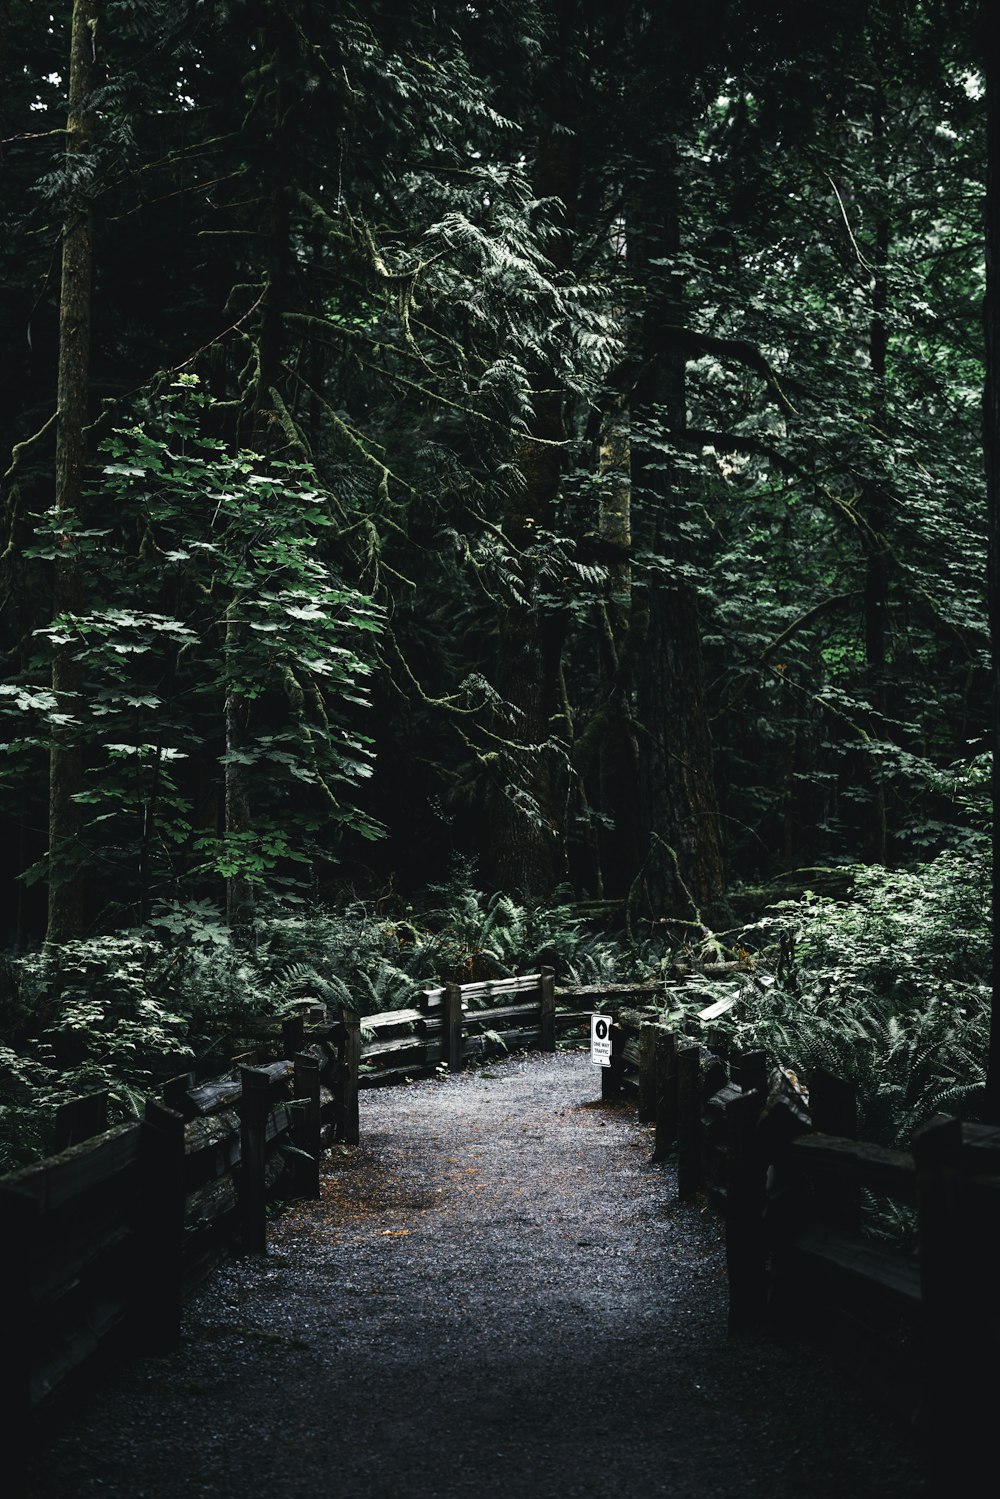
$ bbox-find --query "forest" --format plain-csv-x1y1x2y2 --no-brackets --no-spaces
1,0,998,1167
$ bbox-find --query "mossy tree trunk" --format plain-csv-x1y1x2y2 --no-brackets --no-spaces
984,35,1000,1123
629,138,725,923
46,0,97,944
490,7,581,899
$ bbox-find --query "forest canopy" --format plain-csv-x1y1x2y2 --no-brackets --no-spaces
1,0,997,1152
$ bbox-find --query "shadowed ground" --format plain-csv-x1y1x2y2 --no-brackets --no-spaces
28,1052,929,1498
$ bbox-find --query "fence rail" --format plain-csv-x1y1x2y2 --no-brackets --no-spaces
0,968,567,1420
7,974,995,1489
601,1008,1000,1481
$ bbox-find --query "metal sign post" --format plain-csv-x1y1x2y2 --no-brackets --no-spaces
591,1014,612,1068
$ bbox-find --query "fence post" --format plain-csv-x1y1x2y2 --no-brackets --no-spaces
282,1014,305,1061
913,1113,968,1487
734,1049,768,1096
292,1052,321,1199
54,1089,109,1152
335,1007,360,1144
136,1099,186,1352
443,982,465,1073
725,1089,767,1331
539,967,556,1053
163,1070,195,1111
653,1028,678,1161
808,1067,860,1230
601,1019,626,1100
638,1022,657,1123
239,1066,271,1254
676,1044,702,1198
0,1186,37,1467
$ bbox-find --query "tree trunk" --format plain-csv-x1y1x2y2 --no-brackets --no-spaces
984,37,1000,1123
629,140,725,922
46,0,96,944
594,397,642,897
489,13,580,898
863,71,890,864
223,0,297,937
490,393,566,899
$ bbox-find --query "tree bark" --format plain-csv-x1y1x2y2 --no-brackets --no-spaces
984,34,1000,1122
223,0,298,937
863,67,891,864
46,0,97,944
629,138,725,921
489,7,581,898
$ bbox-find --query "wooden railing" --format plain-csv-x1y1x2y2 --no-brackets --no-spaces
0,969,565,1422
603,1008,1000,1479
9,977,993,1485
358,969,556,1082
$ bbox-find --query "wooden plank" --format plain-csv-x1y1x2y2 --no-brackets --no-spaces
292,1052,321,1199
183,1110,241,1189
540,967,556,1052
1,1123,143,1212
443,983,464,1073
282,1015,305,1059
239,1067,270,1254
464,1001,539,1026
734,1049,768,1094
697,995,736,1022
54,1091,109,1152
361,1007,426,1032
790,1134,917,1206
0,1187,37,1440
186,1078,243,1115
31,1289,133,1407
601,1021,626,1101
336,1007,361,1144
456,974,542,998
809,1068,858,1137
676,1045,702,1199
726,1089,767,1330
464,1025,542,1057
30,1212,133,1307
361,1033,424,1060
557,982,658,1000
361,1039,444,1075
653,1029,678,1161
962,1120,1000,1171
136,1100,186,1352
912,1113,965,1489
791,1226,922,1305
637,1023,657,1123
185,1172,237,1232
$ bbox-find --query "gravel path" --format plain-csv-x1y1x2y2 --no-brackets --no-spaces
29,1052,929,1498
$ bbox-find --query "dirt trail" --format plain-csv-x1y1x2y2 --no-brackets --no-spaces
30,1052,928,1498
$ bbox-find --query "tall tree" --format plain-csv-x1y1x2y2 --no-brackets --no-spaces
46,0,97,942
984,21,1000,1122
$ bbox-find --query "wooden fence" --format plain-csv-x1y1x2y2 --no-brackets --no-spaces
602,1009,1000,1482
8,976,995,1484
0,969,576,1423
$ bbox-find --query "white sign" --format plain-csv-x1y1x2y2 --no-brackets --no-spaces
591,1014,612,1068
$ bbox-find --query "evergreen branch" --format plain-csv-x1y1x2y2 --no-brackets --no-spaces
282,363,413,498
0,129,69,146
759,592,862,664
3,413,56,485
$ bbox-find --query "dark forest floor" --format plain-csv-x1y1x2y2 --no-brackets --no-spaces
28,1052,929,1499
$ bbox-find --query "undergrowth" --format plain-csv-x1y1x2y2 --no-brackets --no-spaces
0,850,990,1170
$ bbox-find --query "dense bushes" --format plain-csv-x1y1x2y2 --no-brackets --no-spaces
0,853,990,1170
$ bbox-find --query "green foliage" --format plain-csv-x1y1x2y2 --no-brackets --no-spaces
713,852,990,1144
2,381,382,917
